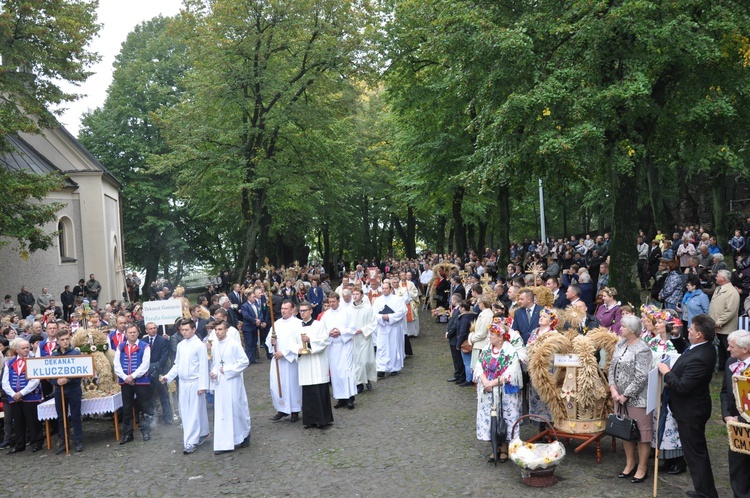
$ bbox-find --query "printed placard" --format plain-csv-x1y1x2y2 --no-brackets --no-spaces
142,299,184,326
26,355,94,379
554,354,580,367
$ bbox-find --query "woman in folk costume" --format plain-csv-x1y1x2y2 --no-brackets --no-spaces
475,316,524,463
639,304,660,341
525,308,558,422
469,295,494,373
646,309,688,476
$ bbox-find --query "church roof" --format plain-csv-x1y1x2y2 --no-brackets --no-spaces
0,133,77,187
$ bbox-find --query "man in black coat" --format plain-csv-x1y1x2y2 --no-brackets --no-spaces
449,276,465,300
17,286,35,319
658,314,718,498
143,321,173,425
720,330,750,498
60,285,75,321
444,294,464,384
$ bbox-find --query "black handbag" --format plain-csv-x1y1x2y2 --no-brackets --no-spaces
605,404,640,441
494,388,508,442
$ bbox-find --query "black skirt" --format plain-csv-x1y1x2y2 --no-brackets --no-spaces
302,383,334,426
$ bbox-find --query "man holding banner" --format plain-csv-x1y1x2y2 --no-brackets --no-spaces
720,329,750,498
52,330,84,453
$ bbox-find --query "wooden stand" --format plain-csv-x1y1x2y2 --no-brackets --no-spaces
528,428,615,464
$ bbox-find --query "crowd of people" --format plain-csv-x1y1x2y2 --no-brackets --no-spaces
2,221,750,497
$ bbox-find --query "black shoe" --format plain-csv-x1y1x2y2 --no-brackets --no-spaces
239,434,250,448
333,400,347,409
447,377,458,382
377,372,385,378
270,412,288,421
0,442,9,449
7,447,24,454
303,424,312,429
214,450,232,455
357,384,364,394
458,381,473,387
618,468,636,478
347,400,355,410
162,418,173,425
143,433,151,441
120,434,134,445
455,378,466,384
74,443,84,453
366,381,372,391
389,371,399,377
55,444,66,455
31,445,42,453
685,492,701,497
667,464,687,475
630,472,648,483
290,413,299,423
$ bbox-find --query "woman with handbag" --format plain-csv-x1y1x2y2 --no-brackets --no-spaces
608,314,654,484
475,316,524,463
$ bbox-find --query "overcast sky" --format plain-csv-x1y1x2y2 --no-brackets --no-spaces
56,0,183,136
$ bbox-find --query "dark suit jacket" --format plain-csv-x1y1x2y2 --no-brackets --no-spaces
553,291,569,309
228,291,244,322
195,318,208,341
512,304,541,343
145,334,169,376
450,284,466,300
241,300,267,333
445,307,460,345
664,341,716,423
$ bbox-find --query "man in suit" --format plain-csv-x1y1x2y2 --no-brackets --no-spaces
720,329,750,498
708,269,740,370
241,288,267,364
657,314,718,498
17,286,35,319
60,285,75,321
512,288,540,344
190,305,208,340
228,284,244,324
546,276,569,309
144,321,172,425
449,276,466,301
444,293,464,384
219,296,239,329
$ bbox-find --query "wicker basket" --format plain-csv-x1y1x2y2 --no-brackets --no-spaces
509,414,565,487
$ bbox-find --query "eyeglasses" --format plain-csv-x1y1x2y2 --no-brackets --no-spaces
299,309,311,313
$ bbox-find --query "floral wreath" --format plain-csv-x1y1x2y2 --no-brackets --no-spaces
652,308,683,328
540,307,558,329
489,316,513,340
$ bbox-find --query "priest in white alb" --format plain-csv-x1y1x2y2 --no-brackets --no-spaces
349,287,378,392
266,300,302,422
296,301,334,429
373,280,407,377
320,292,358,409
208,319,251,454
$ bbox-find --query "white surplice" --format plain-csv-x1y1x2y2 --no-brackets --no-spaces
373,293,407,373
297,320,330,386
398,280,420,337
265,316,302,414
205,325,241,352
320,305,357,399
211,337,251,451
165,335,209,447
349,300,378,385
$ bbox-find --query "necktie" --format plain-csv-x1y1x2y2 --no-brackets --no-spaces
732,361,746,375
527,308,532,321
149,336,154,347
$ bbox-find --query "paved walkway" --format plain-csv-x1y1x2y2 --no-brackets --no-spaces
6,310,733,497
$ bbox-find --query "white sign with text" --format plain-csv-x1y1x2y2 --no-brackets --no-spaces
26,355,94,379
142,299,184,326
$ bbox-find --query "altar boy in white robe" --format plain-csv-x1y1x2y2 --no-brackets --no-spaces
208,320,251,454
161,319,210,455
266,300,302,422
349,288,378,392
297,302,334,428
320,292,358,409
373,280,407,377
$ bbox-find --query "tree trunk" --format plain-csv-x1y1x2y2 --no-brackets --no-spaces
452,187,467,257
435,215,446,254
712,171,727,247
323,223,331,275
610,164,640,307
497,182,511,264
477,220,487,252
645,154,668,231
406,205,416,258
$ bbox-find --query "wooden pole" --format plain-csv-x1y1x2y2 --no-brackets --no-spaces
60,384,70,455
653,373,663,497
263,258,282,398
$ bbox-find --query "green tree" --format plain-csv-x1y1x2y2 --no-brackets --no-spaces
0,0,100,150
156,0,378,276
78,16,202,291
0,0,99,254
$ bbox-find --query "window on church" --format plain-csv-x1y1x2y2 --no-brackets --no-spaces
58,216,76,263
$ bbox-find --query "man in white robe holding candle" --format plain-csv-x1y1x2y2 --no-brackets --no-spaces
297,301,334,428
373,280,407,377
349,288,378,392
208,320,251,454
266,300,302,422
321,292,358,409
